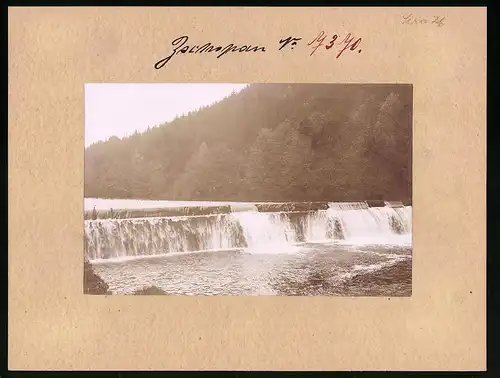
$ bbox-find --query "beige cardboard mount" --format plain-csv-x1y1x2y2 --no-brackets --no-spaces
8,7,486,371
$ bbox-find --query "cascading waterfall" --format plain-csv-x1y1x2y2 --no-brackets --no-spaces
233,211,298,250
326,202,410,243
299,210,344,242
84,214,246,261
84,202,412,261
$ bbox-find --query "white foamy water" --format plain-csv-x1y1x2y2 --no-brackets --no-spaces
234,211,299,252
326,203,411,246
85,200,413,296
84,200,412,262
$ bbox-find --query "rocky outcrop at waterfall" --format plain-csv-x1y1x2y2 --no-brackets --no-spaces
83,258,111,295
132,286,167,295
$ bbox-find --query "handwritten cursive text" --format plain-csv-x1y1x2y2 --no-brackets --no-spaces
154,35,267,69
278,36,302,50
401,14,445,27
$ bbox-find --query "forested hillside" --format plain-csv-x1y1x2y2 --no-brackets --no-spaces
84,84,412,202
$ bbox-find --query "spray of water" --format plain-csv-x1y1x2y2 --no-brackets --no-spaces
85,202,412,261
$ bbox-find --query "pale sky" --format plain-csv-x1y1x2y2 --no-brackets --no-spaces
85,83,249,147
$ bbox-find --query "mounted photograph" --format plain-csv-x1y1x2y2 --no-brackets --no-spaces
84,83,412,296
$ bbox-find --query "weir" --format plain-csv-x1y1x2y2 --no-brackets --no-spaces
84,201,330,220
84,201,412,261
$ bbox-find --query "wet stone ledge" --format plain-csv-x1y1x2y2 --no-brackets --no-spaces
365,200,386,208
253,202,329,213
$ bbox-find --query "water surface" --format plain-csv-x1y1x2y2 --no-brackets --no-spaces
86,198,413,296
92,243,412,296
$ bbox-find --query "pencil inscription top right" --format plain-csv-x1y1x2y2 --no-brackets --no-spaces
401,13,446,27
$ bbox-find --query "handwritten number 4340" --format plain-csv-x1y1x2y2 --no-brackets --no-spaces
308,31,362,58
279,32,362,59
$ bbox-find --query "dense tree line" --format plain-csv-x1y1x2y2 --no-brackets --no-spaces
84,84,412,202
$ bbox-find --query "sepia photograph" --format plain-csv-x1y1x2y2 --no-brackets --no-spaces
84,83,413,296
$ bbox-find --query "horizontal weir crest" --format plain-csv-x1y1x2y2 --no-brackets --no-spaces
84,200,410,220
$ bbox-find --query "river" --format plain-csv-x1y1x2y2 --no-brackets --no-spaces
84,198,412,296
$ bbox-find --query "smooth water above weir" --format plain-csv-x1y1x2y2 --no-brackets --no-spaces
84,201,412,262
84,198,254,211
